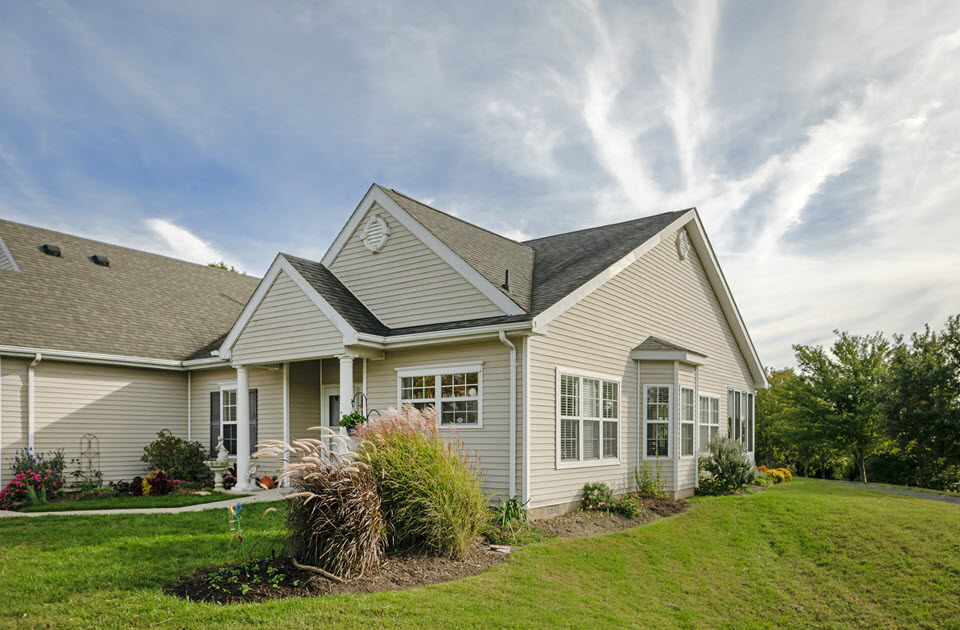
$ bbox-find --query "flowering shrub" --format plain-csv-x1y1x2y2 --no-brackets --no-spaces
11,448,65,479
142,470,171,496
758,465,769,473
0,469,63,511
76,486,118,501
582,483,645,517
171,479,208,494
696,476,734,496
776,468,793,482
767,469,786,484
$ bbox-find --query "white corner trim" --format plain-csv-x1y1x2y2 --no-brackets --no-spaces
522,336,530,504
321,185,526,316
0,355,3,488
673,361,680,493
219,254,359,358
531,210,696,333
0,234,19,272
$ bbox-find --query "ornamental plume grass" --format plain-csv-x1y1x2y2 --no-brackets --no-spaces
255,428,386,579
355,406,489,559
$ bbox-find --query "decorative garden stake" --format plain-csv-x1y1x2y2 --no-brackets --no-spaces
228,502,249,573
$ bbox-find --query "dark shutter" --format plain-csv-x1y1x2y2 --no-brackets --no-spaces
210,391,221,456
249,389,258,455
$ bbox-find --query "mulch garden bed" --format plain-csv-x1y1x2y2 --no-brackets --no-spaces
534,497,689,538
169,497,688,604
168,544,507,604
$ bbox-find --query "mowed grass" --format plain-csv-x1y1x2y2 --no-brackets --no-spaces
20,492,251,513
1,480,958,629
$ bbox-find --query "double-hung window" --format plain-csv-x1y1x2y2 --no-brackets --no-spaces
728,389,755,451
398,364,482,427
558,371,620,465
644,385,671,458
680,387,695,457
221,388,238,455
698,395,720,452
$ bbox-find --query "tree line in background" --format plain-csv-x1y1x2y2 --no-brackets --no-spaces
755,315,960,491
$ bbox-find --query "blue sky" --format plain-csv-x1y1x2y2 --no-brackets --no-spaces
2,1,959,367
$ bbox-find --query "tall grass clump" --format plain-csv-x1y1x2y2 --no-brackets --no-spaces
256,430,387,578
699,436,756,491
356,406,489,559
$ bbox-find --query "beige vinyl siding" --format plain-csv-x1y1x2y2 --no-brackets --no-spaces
365,339,519,499
0,358,28,483
328,203,505,328
26,361,188,482
528,227,755,508
289,360,321,439
190,366,284,477
232,270,344,365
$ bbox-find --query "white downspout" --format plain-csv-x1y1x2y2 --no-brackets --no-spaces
499,331,517,499
28,353,41,452
694,365,700,490
673,360,680,495
187,371,192,441
521,336,530,505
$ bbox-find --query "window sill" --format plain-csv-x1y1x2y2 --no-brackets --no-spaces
555,459,622,470
439,424,483,430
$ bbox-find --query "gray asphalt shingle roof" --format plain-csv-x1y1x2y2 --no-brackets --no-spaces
0,218,260,361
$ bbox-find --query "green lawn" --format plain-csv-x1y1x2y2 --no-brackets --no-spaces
1,480,958,629
19,492,250,513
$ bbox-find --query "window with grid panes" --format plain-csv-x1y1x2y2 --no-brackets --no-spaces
559,372,620,464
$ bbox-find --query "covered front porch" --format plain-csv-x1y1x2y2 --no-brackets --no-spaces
228,352,377,491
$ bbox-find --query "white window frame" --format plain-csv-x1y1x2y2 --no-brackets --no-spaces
220,381,238,457
680,386,696,458
396,362,484,429
555,367,622,469
698,394,720,453
727,388,756,452
642,383,673,461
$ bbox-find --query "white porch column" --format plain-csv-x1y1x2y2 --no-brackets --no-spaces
235,365,253,491
282,361,291,487
338,354,354,436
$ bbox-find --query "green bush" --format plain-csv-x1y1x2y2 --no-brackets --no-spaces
753,472,773,487
613,493,645,518
141,432,210,482
635,459,667,498
696,476,734,496
356,406,489,559
582,482,616,511
699,436,755,491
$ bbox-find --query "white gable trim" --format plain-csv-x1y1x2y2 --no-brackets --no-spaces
631,349,707,366
219,254,358,360
0,234,19,272
531,209,767,389
321,185,526,316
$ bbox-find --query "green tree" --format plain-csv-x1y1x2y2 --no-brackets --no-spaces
794,331,890,483
754,368,795,468
883,316,960,486
208,261,238,273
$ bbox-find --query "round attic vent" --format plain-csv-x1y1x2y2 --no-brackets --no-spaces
362,214,391,253
677,230,690,260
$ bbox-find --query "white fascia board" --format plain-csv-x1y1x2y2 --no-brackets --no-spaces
355,320,533,349
219,254,358,359
531,210,697,333
0,235,19,272
684,213,768,389
630,350,707,366
0,346,184,370
182,357,231,370
321,185,526,317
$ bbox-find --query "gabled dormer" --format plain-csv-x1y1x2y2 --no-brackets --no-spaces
321,185,532,329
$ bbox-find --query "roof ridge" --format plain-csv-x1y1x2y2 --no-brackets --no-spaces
523,208,694,245
378,185,534,252
0,217,258,278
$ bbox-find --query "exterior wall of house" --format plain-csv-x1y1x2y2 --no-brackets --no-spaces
328,202,505,328
0,357,28,484
0,359,188,482
189,365,284,476
232,270,345,365
527,227,757,510
364,338,523,500
288,360,321,440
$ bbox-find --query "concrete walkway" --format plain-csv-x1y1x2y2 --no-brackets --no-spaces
0,487,290,518
828,481,960,505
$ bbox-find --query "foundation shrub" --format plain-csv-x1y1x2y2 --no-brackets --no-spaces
0,469,63,511
700,437,756,491
356,406,489,559
141,432,210,482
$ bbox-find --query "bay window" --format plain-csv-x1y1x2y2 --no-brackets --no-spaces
644,384,671,458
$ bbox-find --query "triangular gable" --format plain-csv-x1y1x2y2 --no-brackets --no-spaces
321,185,526,320
220,255,359,362
0,234,19,272
532,210,768,388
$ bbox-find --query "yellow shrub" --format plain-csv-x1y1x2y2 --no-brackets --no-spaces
776,468,793,482
767,469,785,484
